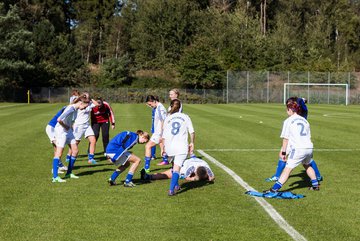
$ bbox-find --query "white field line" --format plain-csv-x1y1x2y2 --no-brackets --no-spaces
197,149,307,241
202,148,360,152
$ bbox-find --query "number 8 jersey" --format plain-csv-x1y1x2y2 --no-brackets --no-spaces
280,113,313,149
163,112,194,156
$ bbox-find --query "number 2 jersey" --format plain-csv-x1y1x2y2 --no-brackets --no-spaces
163,112,194,156
280,113,313,149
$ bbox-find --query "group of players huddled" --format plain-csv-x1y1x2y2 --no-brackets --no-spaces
47,88,322,196
46,89,215,196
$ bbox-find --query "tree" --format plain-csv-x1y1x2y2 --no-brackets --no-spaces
0,4,35,88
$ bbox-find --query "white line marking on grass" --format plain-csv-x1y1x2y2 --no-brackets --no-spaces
197,149,307,241
202,148,360,152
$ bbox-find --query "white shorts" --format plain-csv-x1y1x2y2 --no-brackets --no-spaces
150,134,161,144
107,151,132,166
45,125,55,143
73,124,95,140
172,154,188,168
54,126,77,148
286,148,313,169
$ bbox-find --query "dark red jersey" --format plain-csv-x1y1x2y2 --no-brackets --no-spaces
91,101,115,124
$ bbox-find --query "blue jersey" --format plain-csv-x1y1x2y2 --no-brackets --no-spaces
48,106,66,127
297,98,308,119
106,131,139,161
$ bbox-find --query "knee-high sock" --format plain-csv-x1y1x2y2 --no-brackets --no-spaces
275,159,286,178
125,172,134,184
53,157,60,178
169,171,180,192
66,156,76,175
151,146,156,158
144,156,151,170
110,169,123,181
309,160,321,178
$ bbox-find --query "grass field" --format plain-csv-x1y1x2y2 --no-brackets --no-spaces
0,103,359,241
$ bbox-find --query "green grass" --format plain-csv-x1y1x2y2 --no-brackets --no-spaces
0,103,359,241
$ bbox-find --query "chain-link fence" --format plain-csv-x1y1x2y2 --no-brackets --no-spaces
2,71,360,104
226,71,360,104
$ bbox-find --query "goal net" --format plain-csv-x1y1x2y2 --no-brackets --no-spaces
283,83,349,105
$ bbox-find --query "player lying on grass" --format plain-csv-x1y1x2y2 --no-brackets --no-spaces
140,154,215,183
106,130,149,187
264,99,320,194
266,96,323,183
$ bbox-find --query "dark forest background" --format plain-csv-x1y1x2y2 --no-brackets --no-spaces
1,0,360,90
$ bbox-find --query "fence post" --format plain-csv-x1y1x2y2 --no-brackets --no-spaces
246,71,249,103
226,70,229,104
267,71,269,103
328,72,330,104
307,71,310,103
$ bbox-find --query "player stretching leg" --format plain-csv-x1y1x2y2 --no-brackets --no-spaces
264,99,319,194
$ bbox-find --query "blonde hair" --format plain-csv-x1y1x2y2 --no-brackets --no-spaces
169,88,180,98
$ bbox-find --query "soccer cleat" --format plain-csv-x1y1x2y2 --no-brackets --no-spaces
52,176,66,183
151,156,156,160
144,168,150,174
265,176,279,182
309,186,320,191
174,185,181,192
317,176,323,182
124,181,136,187
168,190,176,196
64,173,79,179
88,159,98,164
157,161,170,166
59,166,68,171
108,178,116,186
52,169,64,174
263,188,278,198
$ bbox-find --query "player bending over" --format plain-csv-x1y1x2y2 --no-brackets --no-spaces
106,130,149,187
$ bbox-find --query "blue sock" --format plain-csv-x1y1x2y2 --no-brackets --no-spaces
151,146,156,158
144,156,151,170
275,159,286,178
272,181,283,191
53,157,60,178
311,179,319,187
58,159,64,167
310,160,321,178
88,153,95,160
169,171,180,192
66,154,71,162
162,153,169,163
66,156,76,175
125,172,134,184
110,169,122,181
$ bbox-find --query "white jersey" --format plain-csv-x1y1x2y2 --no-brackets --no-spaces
74,103,95,126
55,105,77,132
180,157,214,179
153,102,167,136
280,113,313,149
163,112,194,156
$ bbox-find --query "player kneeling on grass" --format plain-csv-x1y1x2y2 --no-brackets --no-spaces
106,130,149,187
141,154,215,184
264,99,320,194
